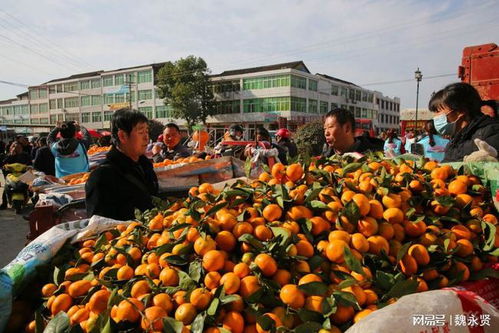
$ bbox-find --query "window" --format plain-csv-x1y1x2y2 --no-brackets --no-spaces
291,97,307,112
139,106,153,119
91,79,101,88
361,108,367,118
242,75,290,90
104,94,114,104
361,92,367,102
138,90,153,100
331,85,339,96
50,115,57,124
156,105,173,118
64,97,79,108
137,70,152,83
320,101,328,114
104,111,113,121
355,90,361,101
103,76,114,87
340,87,348,97
57,114,64,121
331,102,338,109
92,112,102,122
308,80,318,91
308,99,318,113
81,112,91,123
354,107,361,118
126,91,135,102
31,118,40,124
65,113,80,122
64,82,79,92
49,86,56,94
39,89,47,99
216,100,240,114
40,117,49,124
213,80,241,93
114,93,125,103
290,75,307,89
125,73,136,83
30,104,39,114
243,97,291,113
49,99,57,109
81,96,91,107
91,95,102,106
57,98,63,109
114,74,125,85
80,80,90,90
341,104,348,109
39,103,48,113
29,89,39,100
56,84,63,93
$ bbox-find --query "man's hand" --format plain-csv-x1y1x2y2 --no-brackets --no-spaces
151,144,162,155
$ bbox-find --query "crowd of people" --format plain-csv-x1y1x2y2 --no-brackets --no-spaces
0,82,497,217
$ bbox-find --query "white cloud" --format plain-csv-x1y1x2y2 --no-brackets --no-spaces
0,0,498,109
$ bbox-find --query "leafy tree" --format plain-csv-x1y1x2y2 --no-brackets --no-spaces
148,119,164,142
294,121,325,157
156,56,215,131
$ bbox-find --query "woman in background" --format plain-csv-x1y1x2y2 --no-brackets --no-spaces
417,120,449,161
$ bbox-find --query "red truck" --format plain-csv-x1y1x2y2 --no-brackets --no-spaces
459,43,499,117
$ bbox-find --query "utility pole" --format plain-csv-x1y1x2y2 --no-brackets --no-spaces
414,68,423,132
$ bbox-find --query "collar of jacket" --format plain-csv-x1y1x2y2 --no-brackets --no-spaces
449,114,495,147
107,145,150,171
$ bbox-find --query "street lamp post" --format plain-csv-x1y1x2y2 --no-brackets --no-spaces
414,68,423,132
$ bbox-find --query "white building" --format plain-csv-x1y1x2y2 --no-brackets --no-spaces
374,91,401,133
0,61,400,139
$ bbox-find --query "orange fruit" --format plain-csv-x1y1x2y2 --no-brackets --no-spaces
305,295,324,312
273,269,292,287
175,303,197,325
352,194,371,216
456,239,474,257
408,244,430,266
153,293,173,314
328,230,351,243
382,193,402,208
42,283,58,297
51,293,73,315
368,200,384,219
279,284,305,309
117,265,134,280
218,213,238,231
194,236,216,256
68,280,92,298
353,309,373,323
326,239,349,263
141,306,166,331
357,217,379,237
220,272,241,294
448,180,467,195
215,231,237,251
286,206,313,220
223,311,245,333
116,298,145,322
131,280,151,299
399,254,418,276
254,253,278,276
331,305,355,324
254,225,273,241
298,273,322,285
451,225,472,240
190,288,212,310
271,163,286,180
309,216,330,236
204,271,222,290
367,236,389,255
383,208,404,224
351,233,369,253
87,289,110,314
262,204,282,221
202,250,225,272
159,267,179,286
233,262,251,278
240,276,261,299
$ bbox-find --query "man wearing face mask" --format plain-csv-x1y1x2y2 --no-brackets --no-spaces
428,83,499,162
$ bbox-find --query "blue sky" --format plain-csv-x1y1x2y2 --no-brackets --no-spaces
0,0,498,109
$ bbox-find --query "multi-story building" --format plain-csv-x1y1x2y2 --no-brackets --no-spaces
0,60,400,140
373,92,401,134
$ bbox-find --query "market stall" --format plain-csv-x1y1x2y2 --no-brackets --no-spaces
2,154,498,332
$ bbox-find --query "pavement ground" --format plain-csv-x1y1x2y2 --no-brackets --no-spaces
0,172,31,268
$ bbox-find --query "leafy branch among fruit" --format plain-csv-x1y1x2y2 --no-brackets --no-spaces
17,154,499,333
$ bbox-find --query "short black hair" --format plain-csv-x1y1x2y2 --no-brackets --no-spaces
39,136,48,146
256,126,270,141
111,108,149,145
428,89,444,112
60,121,76,139
325,108,356,131
165,123,180,132
229,124,244,133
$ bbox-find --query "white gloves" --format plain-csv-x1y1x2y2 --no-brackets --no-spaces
463,139,498,162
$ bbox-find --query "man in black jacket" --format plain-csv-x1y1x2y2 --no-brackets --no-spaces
85,109,158,221
322,108,384,157
33,137,55,176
